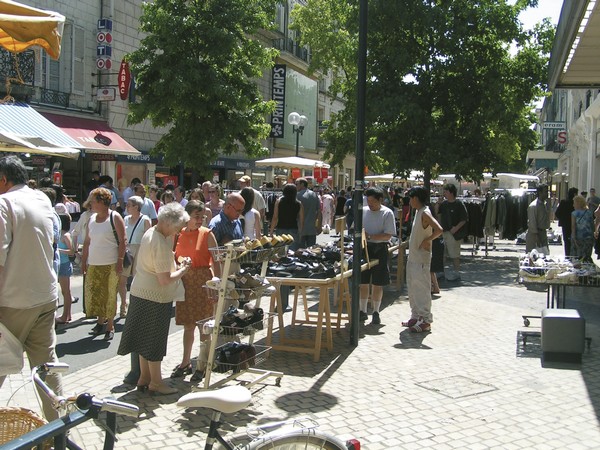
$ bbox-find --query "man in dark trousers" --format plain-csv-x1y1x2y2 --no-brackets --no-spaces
555,187,578,257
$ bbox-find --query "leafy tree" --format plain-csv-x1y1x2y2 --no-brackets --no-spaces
127,0,278,168
293,0,554,186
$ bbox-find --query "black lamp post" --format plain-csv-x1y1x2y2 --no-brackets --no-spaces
288,112,308,157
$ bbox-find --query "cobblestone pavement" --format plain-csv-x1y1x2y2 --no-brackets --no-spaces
3,239,600,449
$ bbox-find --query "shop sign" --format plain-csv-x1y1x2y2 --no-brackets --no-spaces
117,153,164,164
118,60,131,100
210,158,255,169
91,153,116,161
269,64,286,138
31,156,47,166
97,87,116,101
163,176,178,187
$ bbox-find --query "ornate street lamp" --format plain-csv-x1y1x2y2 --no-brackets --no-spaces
288,112,308,157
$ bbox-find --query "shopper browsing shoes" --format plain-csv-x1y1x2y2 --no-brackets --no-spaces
403,187,443,333
360,187,397,325
117,203,191,395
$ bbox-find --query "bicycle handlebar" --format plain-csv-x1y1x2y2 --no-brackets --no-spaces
32,363,139,418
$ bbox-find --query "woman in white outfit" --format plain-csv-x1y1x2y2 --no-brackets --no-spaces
240,187,262,239
403,187,443,333
118,196,151,317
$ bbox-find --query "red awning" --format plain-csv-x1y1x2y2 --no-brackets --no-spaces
41,112,140,156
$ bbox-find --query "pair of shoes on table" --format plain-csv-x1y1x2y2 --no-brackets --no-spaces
359,311,368,322
371,311,381,325
148,382,178,396
409,317,431,333
171,363,193,378
190,369,205,383
89,322,107,336
104,330,114,341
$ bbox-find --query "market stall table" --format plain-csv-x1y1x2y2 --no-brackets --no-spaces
266,260,379,362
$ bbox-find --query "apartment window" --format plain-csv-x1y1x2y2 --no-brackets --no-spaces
72,26,85,95
36,23,85,95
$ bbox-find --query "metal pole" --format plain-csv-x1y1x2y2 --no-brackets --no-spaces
351,0,368,346
295,126,300,157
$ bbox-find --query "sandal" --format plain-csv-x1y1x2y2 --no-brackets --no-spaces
171,363,192,378
402,318,418,328
409,318,431,333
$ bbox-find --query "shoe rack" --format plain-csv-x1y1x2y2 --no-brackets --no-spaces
198,242,284,390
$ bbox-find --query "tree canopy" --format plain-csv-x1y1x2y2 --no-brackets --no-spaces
127,0,278,169
292,0,554,184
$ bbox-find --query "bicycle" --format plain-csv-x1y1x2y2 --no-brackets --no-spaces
177,385,360,449
0,363,139,450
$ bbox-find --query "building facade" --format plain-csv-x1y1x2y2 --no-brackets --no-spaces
0,0,354,202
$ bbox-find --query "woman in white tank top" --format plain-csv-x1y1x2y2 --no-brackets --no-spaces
81,187,126,341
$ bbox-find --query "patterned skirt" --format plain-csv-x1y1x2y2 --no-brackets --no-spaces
117,295,172,362
175,266,214,326
84,264,118,318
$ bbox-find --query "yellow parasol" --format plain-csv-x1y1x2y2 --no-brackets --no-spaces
0,0,65,59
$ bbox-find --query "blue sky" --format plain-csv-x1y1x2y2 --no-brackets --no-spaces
519,0,563,28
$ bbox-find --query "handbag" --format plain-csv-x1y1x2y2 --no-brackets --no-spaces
0,322,24,376
110,213,142,269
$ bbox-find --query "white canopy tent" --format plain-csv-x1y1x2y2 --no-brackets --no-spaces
254,156,330,170
0,130,79,159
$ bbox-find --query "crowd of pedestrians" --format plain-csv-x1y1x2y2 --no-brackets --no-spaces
5,158,600,417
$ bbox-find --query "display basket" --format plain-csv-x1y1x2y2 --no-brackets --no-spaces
197,310,275,337
209,244,287,265
204,279,275,303
518,259,600,286
212,343,272,374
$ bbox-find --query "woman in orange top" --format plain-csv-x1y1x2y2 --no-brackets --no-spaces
172,200,219,381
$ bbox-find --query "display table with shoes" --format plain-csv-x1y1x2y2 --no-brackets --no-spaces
266,260,379,362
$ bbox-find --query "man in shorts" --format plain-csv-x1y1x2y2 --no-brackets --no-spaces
360,187,397,325
438,184,468,281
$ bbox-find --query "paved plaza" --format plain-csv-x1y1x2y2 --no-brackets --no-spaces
2,238,600,449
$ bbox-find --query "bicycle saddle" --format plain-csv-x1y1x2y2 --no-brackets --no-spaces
177,385,251,414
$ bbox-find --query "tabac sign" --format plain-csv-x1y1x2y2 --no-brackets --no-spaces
269,64,286,138
118,60,131,101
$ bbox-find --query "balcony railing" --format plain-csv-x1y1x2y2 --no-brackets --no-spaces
272,38,311,63
39,88,70,108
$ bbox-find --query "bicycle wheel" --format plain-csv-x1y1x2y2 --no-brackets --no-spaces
247,429,348,450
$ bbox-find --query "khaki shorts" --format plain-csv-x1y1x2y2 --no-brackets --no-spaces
443,231,462,259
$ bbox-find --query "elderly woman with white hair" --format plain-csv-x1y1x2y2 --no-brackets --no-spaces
118,195,152,318
117,202,191,395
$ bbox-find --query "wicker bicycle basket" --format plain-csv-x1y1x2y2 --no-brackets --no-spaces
0,406,51,449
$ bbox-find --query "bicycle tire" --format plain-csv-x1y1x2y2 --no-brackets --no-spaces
246,429,348,450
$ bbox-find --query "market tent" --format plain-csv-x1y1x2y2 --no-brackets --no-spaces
0,103,81,158
254,156,330,170
0,130,79,159
0,0,65,59
365,173,396,182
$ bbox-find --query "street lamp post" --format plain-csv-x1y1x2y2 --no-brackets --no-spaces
288,112,308,157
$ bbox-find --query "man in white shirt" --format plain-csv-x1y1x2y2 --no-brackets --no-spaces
123,177,141,205
175,186,188,207
239,175,266,222
0,155,63,420
134,183,158,226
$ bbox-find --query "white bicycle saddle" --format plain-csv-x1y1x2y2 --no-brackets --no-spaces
177,385,251,414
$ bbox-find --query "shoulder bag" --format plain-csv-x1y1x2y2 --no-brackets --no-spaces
110,212,138,269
